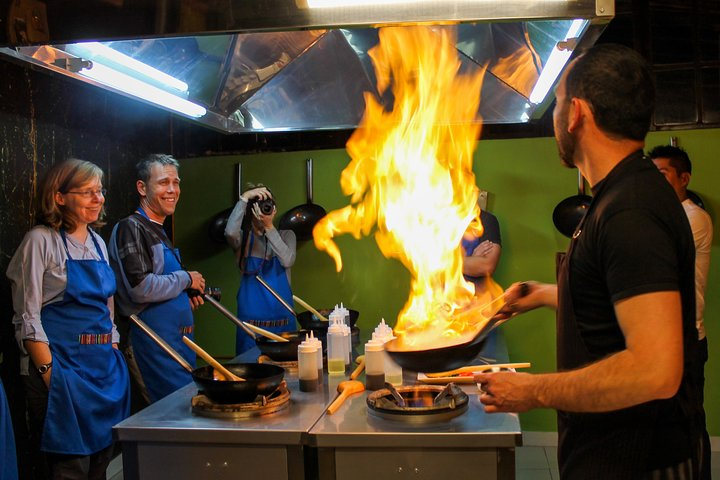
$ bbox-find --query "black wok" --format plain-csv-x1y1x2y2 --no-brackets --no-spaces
297,308,359,331
192,363,285,404
552,170,591,238
279,158,326,241
384,283,529,373
128,315,285,404
255,329,314,361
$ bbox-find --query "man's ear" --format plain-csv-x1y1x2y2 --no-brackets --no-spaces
137,180,146,197
680,172,691,189
567,97,586,133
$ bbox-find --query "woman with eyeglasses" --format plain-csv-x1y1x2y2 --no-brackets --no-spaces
6,159,130,480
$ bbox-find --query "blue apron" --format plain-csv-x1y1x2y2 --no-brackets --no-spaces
0,377,18,480
130,209,195,402
236,234,295,355
40,230,130,455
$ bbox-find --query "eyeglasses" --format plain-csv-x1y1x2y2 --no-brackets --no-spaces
65,189,107,198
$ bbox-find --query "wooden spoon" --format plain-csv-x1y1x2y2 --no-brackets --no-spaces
182,336,245,382
293,295,329,322
350,355,365,380
327,380,365,414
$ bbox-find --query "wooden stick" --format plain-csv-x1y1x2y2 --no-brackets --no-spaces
350,355,365,380
292,295,329,322
242,322,290,342
182,336,245,381
425,362,532,378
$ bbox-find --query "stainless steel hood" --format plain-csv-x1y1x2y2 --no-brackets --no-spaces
0,0,613,134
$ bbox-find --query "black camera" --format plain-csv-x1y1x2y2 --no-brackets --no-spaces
249,197,276,215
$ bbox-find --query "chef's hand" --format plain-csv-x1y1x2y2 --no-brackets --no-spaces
492,281,556,320
474,371,538,413
189,294,204,310
242,186,272,202
252,201,276,231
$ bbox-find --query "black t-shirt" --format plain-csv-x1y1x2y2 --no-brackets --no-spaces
569,152,696,361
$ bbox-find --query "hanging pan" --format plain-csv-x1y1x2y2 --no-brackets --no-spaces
552,170,592,238
279,158,327,241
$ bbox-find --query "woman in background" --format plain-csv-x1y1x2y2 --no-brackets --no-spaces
225,184,297,355
6,159,130,480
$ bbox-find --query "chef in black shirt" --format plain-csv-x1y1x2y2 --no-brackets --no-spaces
475,44,703,479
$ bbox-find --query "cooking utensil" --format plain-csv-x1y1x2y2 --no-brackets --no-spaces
425,362,531,378
129,314,284,403
202,293,289,342
327,380,365,414
552,170,592,238
385,283,529,373
208,163,242,244
182,336,245,381
255,275,297,318
293,295,329,322
255,330,313,361
278,158,327,241
350,355,365,380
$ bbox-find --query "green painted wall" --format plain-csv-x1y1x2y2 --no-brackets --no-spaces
175,128,720,434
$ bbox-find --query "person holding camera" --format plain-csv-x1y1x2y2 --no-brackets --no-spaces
109,154,205,408
225,184,297,355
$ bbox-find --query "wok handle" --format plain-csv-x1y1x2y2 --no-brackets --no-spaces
182,336,245,381
293,295,328,322
307,158,314,203
129,314,194,373
202,294,257,340
255,275,297,317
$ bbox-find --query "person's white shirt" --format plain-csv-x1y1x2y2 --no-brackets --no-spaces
682,198,713,340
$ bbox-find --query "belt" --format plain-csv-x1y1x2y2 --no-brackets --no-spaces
78,333,113,345
247,319,289,328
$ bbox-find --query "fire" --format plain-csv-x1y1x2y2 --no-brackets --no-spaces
313,25,501,351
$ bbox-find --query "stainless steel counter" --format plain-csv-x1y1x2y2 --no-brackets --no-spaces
114,332,521,480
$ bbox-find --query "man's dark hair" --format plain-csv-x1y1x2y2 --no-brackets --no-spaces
566,44,655,141
135,153,180,183
648,145,692,175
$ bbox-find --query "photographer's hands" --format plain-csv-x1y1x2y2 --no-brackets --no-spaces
242,186,272,202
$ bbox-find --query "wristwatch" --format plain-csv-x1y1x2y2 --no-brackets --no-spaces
37,362,52,375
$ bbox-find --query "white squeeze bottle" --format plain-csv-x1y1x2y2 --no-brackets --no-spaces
374,319,403,386
326,320,346,375
308,331,324,384
298,337,318,392
364,339,385,390
339,303,352,365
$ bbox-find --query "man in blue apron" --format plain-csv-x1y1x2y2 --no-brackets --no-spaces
110,154,206,406
474,44,704,478
225,185,297,355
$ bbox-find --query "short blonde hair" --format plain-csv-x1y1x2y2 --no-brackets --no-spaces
36,159,106,231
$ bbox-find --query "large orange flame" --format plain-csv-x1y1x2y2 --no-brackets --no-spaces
313,25,500,351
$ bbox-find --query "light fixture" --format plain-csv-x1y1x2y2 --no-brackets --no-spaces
78,62,206,118
528,19,587,105
65,42,189,93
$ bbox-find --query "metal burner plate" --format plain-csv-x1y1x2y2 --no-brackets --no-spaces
366,384,469,424
191,381,291,419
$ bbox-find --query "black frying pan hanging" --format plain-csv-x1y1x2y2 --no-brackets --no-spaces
208,163,242,244
552,170,592,238
279,158,327,241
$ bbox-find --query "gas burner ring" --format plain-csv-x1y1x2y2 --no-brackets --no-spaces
366,384,469,423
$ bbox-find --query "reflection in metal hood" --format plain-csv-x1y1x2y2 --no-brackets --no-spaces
0,0,613,134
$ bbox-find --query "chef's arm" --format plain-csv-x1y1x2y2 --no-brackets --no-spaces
497,282,558,317
24,340,53,388
478,290,683,413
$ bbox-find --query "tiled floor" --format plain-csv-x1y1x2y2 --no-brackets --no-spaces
516,445,720,480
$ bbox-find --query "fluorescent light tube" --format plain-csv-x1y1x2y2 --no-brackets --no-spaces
529,19,587,105
79,62,206,118
66,42,188,93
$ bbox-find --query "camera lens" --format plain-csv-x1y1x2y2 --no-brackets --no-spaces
258,198,275,215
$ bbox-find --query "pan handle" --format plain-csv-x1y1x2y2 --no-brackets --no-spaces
202,294,257,340
255,275,297,317
129,314,194,373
